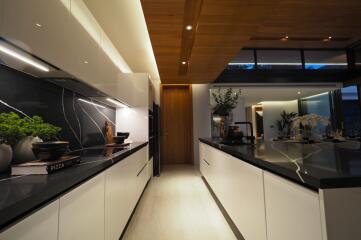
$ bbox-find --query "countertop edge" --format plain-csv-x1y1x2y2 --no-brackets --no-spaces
0,142,148,232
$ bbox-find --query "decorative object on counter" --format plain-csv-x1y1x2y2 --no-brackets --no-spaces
11,155,80,175
210,88,242,139
0,143,12,172
0,112,62,164
32,141,69,160
107,132,130,146
274,111,297,140
104,121,114,144
292,114,330,143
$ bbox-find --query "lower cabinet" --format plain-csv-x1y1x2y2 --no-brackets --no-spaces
0,147,149,240
58,173,105,240
200,142,267,240
105,146,149,240
0,200,59,240
264,172,323,240
199,142,324,240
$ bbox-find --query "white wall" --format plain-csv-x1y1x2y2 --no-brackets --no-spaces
262,101,299,140
116,107,148,142
192,84,212,165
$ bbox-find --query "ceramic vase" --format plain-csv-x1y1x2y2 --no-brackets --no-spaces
13,136,42,164
0,144,13,172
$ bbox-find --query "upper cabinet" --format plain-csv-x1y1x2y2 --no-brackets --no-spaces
0,0,149,108
1,0,72,70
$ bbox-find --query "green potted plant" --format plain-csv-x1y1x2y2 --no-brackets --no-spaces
13,114,62,163
275,111,297,139
0,112,62,164
0,112,26,172
211,88,241,138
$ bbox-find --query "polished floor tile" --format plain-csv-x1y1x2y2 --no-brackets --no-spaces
122,165,236,240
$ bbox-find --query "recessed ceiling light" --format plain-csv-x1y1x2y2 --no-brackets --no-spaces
84,60,88,64
297,91,301,95
281,36,289,41
181,61,187,65
35,23,42,28
186,25,192,31
328,36,332,39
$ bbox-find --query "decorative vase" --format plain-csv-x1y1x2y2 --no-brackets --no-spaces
13,136,42,164
0,144,13,172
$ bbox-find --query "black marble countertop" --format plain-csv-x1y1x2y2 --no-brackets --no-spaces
200,138,361,190
0,142,148,231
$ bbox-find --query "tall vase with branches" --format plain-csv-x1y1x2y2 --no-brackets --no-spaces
211,88,241,139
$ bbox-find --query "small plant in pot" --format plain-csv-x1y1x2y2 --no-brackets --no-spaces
0,112,26,172
0,112,63,163
275,111,297,140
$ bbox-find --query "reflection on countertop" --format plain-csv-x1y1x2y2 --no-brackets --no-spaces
200,138,361,190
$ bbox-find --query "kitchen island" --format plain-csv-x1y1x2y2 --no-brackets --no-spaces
0,142,150,240
199,138,361,240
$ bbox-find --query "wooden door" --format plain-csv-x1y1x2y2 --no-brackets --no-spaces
161,85,193,165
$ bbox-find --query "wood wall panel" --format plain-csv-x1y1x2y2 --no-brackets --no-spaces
161,85,193,165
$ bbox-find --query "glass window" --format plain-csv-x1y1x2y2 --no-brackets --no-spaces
257,50,302,69
227,50,255,70
304,50,347,70
341,86,361,137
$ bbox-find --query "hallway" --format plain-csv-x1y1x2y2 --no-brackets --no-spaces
122,165,237,240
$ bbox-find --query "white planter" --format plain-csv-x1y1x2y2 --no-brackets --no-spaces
0,144,13,172
13,136,42,164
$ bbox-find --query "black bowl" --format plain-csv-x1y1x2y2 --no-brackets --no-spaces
32,147,68,160
32,141,69,149
116,132,130,138
113,136,127,144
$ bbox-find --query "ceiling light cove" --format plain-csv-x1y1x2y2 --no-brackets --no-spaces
78,98,105,108
0,41,50,72
106,98,129,108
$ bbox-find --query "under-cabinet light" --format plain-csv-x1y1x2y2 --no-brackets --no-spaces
78,98,106,108
106,98,129,108
0,43,50,72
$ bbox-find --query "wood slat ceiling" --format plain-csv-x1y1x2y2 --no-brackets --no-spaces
141,0,361,84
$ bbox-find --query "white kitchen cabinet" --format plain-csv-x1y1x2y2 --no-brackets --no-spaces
105,156,135,240
199,142,267,240
1,0,72,71
58,173,105,240
105,146,149,240
221,154,267,240
264,171,323,240
0,200,59,240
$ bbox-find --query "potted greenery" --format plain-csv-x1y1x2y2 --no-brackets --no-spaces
0,112,26,172
0,112,62,164
211,88,241,138
275,111,297,139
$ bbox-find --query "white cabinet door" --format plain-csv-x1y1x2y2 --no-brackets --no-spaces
220,154,267,240
1,0,72,70
59,173,105,240
264,171,323,240
0,200,59,240
105,157,134,240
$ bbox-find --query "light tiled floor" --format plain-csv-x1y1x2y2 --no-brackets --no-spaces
122,165,237,240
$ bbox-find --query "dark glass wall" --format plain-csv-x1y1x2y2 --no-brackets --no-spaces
0,64,115,150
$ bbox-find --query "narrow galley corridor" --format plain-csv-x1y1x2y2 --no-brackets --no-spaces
122,165,237,240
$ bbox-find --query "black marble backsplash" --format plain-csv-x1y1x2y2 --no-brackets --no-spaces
0,64,115,150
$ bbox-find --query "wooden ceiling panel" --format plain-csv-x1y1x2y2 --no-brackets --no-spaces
141,0,361,84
